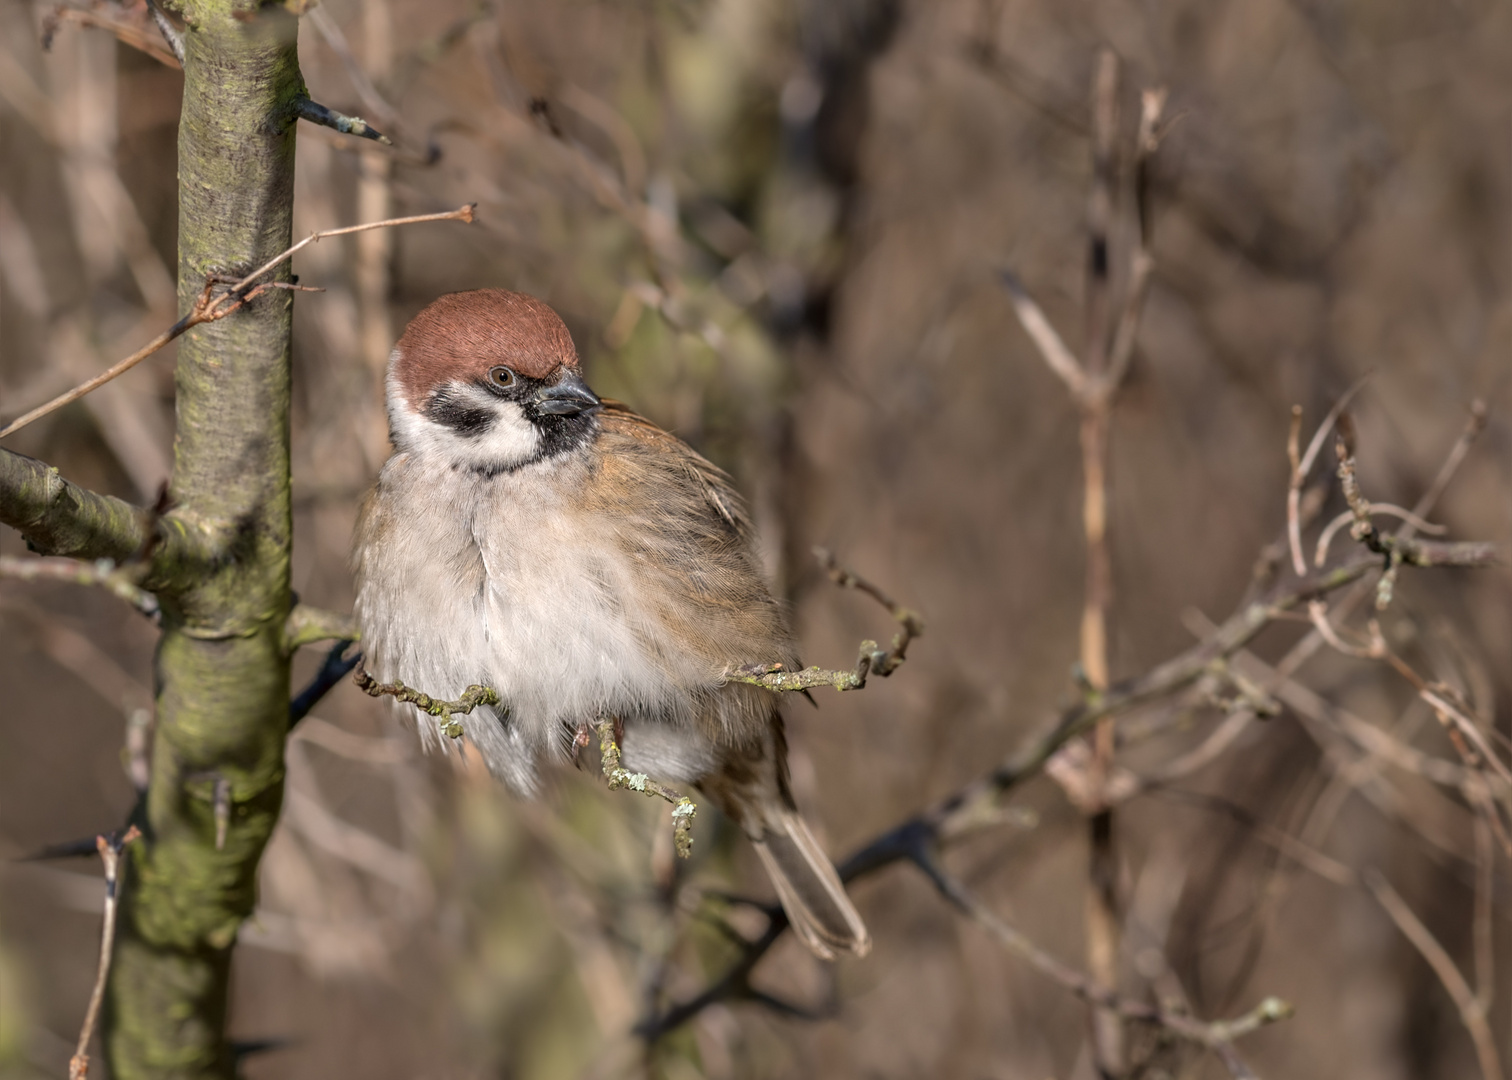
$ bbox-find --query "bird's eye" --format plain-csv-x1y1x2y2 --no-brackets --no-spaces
487,366,518,390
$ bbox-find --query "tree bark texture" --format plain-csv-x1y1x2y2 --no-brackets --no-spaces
102,5,302,1075
0,2,308,1075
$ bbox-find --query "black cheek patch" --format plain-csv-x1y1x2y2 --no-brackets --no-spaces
428,389,496,437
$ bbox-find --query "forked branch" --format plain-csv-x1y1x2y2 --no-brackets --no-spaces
724,548,923,692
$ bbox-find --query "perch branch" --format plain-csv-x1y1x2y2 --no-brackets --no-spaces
69,827,141,1080
723,548,922,692
352,658,498,740
0,205,475,440
593,718,697,858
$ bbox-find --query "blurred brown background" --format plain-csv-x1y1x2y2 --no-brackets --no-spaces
2,0,1511,1077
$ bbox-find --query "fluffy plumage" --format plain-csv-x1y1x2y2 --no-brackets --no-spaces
354,289,870,959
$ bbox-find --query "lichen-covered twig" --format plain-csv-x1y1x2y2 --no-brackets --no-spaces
723,548,923,693
352,659,499,739
291,96,392,145
69,827,141,1080
594,718,697,858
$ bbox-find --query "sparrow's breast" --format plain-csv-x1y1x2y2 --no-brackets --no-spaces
471,455,703,731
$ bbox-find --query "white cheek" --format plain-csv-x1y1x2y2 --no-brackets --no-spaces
386,369,542,472
457,403,540,469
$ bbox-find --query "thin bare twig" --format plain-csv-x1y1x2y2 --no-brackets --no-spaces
1314,503,1445,567
1286,377,1372,576
1365,870,1504,1080
1404,400,1488,534
69,826,142,1080
45,5,179,69
920,855,1290,1079
0,205,476,440
143,0,184,65
0,554,158,619
292,96,391,145
999,269,1087,396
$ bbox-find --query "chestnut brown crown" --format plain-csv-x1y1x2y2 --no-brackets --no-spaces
392,289,581,407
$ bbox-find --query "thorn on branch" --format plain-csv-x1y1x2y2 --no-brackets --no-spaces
69,826,142,1080
292,96,392,145
352,659,499,740
593,717,697,858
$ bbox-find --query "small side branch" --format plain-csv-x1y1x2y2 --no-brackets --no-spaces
918,854,1291,1079
1366,870,1505,1080
0,449,211,587
593,718,697,858
291,96,392,145
1333,418,1502,608
0,554,158,620
284,603,358,652
724,549,923,692
352,659,498,739
69,827,142,1080
289,641,361,728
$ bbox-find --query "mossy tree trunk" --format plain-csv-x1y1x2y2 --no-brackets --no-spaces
0,3,308,1076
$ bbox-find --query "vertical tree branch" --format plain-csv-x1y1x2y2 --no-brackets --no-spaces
103,4,304,1076
1082,47,1124,1079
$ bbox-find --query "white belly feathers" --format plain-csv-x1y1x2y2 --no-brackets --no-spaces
356,450,716,793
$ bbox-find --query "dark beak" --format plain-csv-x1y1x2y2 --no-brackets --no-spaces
531,371,601,417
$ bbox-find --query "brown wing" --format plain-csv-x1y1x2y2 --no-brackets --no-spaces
583,401,798,676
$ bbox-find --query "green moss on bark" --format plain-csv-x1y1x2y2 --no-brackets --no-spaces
102,4,302,1077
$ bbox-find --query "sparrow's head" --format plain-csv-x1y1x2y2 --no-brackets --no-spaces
387,289,602,475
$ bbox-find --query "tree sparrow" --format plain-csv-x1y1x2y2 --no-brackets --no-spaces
353,289,870,959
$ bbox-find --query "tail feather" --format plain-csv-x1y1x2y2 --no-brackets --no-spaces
751,808,871,960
